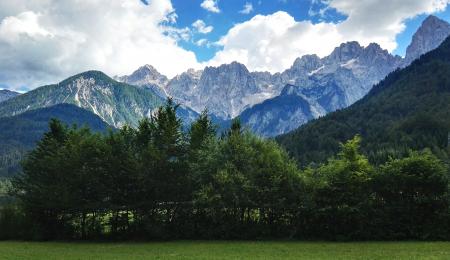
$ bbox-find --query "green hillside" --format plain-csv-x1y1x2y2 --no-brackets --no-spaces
0,104,110,177
277,37,450,166
0,71,163,128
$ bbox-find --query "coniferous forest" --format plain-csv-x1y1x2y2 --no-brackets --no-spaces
0,99,449,241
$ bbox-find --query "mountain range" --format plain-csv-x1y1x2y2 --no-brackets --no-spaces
116,15,450,136
0,71,164,128
0,89,19,103
277,33,450,166
0,15,449,177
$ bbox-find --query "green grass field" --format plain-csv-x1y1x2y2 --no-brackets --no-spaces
1,241,450,259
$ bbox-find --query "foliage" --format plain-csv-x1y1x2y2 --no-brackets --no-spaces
1,100,450,241
0,104,110,178
276,37,450,166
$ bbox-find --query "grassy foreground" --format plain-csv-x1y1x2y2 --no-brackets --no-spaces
1,241,450,259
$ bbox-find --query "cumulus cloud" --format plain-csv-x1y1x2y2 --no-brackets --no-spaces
207,12,342,72
0,0,200,90
195,38,209,47
201,0,220,13
2,0,450,90
208,0,450,73
240,2,254,14
192,19,213,34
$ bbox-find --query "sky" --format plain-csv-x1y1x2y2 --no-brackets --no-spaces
1,0,450,91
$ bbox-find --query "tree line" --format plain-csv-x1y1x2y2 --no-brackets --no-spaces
1,99,449,240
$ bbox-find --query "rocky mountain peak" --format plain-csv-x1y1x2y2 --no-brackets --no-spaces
327,41,363,63
206,61,250,75
0,89,20,103
292,54,321,71
404,15,450,65
115,64,169,98
280,84,300,96
423,15,447,28
365,42,383,53
127,64,168,83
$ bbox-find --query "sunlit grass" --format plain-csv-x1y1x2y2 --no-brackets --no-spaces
1,241,450,259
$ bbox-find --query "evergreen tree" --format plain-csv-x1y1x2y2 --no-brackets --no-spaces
372,150,449,239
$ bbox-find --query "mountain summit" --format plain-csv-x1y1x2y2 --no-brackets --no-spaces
0,71,163,128
404,15,450,65
277,34,450,165
0,89,19,103
117,64,169,98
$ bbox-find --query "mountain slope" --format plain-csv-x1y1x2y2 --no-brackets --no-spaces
0,104,111,177
0,89,19,103
166,62,276,120
404,15,450,66
240,15,450,137
239,85,320,137
116,64,169,98
277,36,450,166
239,42,401,137
0,71,163,128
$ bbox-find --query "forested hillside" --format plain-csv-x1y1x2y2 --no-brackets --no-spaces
0,104,110,177
277,36,450,166
0,71,163,128
1,101,448,241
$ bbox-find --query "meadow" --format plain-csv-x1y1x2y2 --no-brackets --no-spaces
1,241,450,259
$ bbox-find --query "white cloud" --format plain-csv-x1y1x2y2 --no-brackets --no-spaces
240,2,254,14
192,19,213,34
0,0,200,90
195,38,208,46
329,0,450,50
2,0,450,90
207,12,342,72
208,0,450,73
201,0,220,13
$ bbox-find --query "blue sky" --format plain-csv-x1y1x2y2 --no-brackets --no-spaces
1,0,450,90
395,9,450,56
168,0,450,61
172,0,347,61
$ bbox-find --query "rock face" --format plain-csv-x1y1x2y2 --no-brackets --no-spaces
115,15,450,136
168,62,275,119
166,69,202,109
124,42,400,125
0,71,163,128
404,15,450,66
0,89,19,103
240,15,450,137
240,42,403,136
276,34,450,165
239,85,319,137
116,64,169,98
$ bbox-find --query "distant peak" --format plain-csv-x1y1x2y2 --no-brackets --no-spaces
280,84,300,96
0,89,17,94
229,61,247,68
294,54,320,64
328,41,363,62
59,70,112,85
136,64,159,74
206,61,249,73
404,14,450,65
417,15,450,33
423,15,445,25
366,42,382,50
74,70,108,79
339,41,361,48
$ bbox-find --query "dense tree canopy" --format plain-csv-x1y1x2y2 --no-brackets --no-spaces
1,100,450,241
